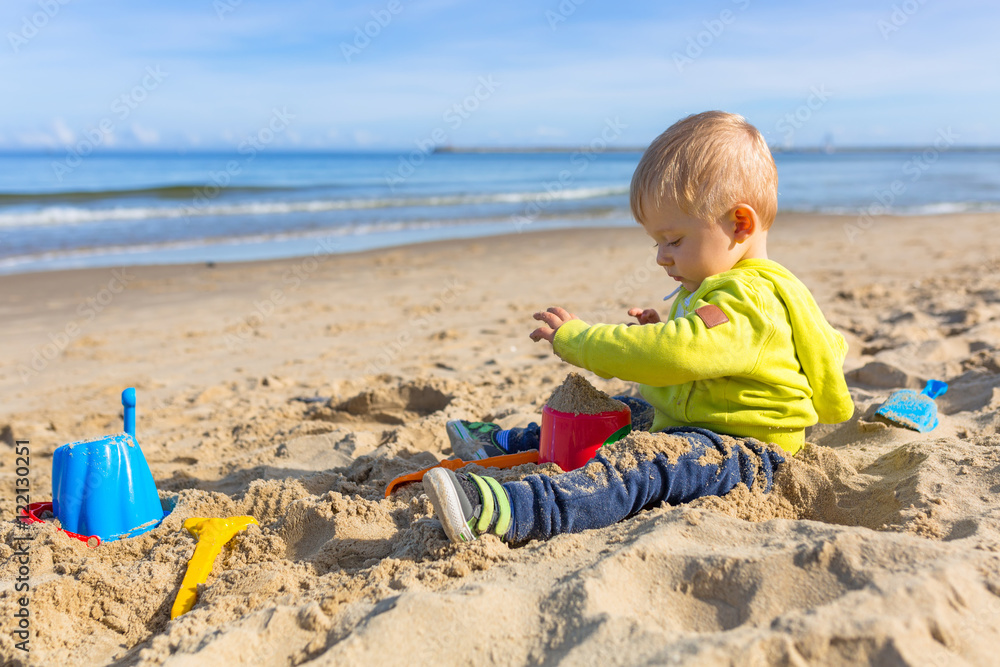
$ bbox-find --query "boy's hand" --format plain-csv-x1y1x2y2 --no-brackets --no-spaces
627,307,661,325
530,307,578,343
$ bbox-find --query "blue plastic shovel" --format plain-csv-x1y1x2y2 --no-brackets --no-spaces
874,379,949,432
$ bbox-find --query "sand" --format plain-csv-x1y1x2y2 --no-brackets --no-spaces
2,212,1000,665
545,372,627,415
601,430,699,467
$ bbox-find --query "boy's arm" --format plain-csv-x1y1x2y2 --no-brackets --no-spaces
551,291,773,387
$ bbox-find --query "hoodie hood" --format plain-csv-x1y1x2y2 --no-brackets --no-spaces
724,259,854,423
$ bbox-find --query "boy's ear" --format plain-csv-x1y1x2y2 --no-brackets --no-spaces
729,204,759,244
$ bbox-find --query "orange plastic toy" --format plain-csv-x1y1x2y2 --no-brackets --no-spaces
384,451,539,497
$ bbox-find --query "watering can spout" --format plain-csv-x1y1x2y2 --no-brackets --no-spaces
122,387,136,438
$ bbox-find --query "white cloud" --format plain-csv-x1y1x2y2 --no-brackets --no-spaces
52,118,76,145
130,123,160,145
352,129,377,146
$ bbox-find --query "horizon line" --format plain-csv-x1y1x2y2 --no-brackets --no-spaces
1,145,999,156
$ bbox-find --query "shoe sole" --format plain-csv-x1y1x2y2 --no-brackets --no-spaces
445,421,471,450
446,421,505,461
446,421,488,461
423,468,475,543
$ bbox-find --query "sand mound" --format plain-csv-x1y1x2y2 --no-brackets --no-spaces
545,372,627,415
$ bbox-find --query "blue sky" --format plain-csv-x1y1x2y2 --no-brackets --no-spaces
2,0,998,151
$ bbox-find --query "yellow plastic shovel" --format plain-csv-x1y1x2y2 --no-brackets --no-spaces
171,515,258,619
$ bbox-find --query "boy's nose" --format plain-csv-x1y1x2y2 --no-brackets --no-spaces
656,247,672,266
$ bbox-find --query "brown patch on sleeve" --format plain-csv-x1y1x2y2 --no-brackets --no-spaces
695,304,729,329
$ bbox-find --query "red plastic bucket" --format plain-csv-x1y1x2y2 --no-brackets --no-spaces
539,404,632,471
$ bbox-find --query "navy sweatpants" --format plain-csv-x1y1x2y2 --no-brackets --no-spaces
494,396,785,543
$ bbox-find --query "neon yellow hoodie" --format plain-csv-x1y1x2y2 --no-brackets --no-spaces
552,258,854,454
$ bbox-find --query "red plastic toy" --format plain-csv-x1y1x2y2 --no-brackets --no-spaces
18,501,101,548
539,405,632,471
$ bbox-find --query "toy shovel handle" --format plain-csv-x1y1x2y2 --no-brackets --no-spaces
921,379,948,400
122,387,136,438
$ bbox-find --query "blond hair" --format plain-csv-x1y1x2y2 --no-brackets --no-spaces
630,111,778,229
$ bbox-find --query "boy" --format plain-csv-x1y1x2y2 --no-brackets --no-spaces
424,111,854,545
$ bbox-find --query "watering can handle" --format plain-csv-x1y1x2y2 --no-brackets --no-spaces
122,387,136,438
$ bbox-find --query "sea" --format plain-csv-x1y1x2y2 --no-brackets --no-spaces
1,148,999,275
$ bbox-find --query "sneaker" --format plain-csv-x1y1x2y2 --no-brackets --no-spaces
446,420,507,460
423,467,512,543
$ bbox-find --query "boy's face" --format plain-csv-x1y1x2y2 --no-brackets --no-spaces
640,201,746,293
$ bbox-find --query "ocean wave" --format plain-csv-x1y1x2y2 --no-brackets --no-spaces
781,201,1000,216
0,184,294,204
0,217,534,269
889,202,1000,215
0,186,630,228
0,213,637,272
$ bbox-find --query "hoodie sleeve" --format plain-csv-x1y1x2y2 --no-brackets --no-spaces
553,282,775,387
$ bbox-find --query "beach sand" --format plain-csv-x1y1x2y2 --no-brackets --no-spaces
2,212,1000,665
